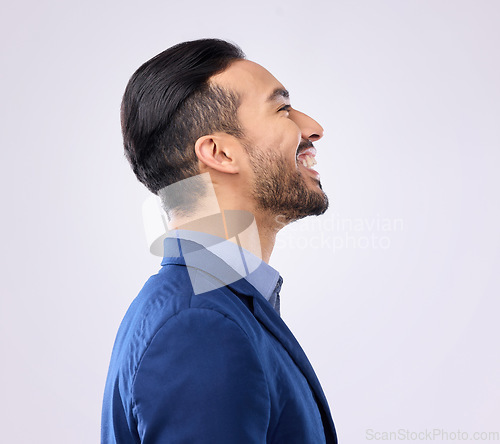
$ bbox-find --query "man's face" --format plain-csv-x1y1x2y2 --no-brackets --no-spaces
211,59,328,223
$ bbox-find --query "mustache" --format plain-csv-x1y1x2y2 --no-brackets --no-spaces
296,139,314,156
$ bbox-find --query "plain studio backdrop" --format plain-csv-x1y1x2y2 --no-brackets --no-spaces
1,1,498,443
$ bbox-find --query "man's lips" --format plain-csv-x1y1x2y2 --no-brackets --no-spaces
296,140,315,157
296,146,317,158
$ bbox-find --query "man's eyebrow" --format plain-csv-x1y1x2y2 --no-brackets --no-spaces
266,88,290,103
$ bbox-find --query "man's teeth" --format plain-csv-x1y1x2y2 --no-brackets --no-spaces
300,154,317,168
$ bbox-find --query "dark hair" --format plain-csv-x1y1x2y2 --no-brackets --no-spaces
121,38,246,204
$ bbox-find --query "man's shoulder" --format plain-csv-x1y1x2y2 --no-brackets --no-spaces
115,262,259,360
105,263,262,397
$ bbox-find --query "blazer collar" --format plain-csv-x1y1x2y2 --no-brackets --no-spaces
161,237,337,443
164,229,281,303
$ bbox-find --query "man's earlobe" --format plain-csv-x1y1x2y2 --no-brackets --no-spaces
195,134,240,174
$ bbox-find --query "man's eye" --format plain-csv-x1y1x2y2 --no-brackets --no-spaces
279,105,291,113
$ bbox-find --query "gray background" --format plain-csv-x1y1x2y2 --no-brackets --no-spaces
1,0,498,442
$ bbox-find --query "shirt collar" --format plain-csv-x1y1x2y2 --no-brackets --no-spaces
165,229,281,304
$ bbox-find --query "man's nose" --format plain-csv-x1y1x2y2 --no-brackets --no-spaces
290,109,324,142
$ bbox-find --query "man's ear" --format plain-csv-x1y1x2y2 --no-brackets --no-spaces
194,133,241,174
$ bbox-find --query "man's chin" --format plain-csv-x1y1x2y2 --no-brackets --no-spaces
303,177,329,212
281,193,329,224
250,150,329,223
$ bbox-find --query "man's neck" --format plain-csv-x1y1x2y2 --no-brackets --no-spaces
168,208,280,264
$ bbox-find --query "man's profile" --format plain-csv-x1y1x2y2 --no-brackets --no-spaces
101,38,337,443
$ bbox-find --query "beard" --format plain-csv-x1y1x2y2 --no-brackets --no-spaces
247,145,329,224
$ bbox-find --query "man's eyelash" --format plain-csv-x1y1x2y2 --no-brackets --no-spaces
278,105,291,112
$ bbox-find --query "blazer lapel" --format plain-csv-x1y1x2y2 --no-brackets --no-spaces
251,294,338,444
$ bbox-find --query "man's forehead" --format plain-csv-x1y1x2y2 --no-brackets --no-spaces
210,59,287,103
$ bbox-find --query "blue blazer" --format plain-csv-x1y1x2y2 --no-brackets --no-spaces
101,238,337,443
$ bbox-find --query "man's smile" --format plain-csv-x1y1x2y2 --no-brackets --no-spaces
296,145,320,180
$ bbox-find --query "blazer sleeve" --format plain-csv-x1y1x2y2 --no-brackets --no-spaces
131,307,271,443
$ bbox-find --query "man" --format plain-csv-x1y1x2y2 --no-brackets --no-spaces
101,38,338,443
